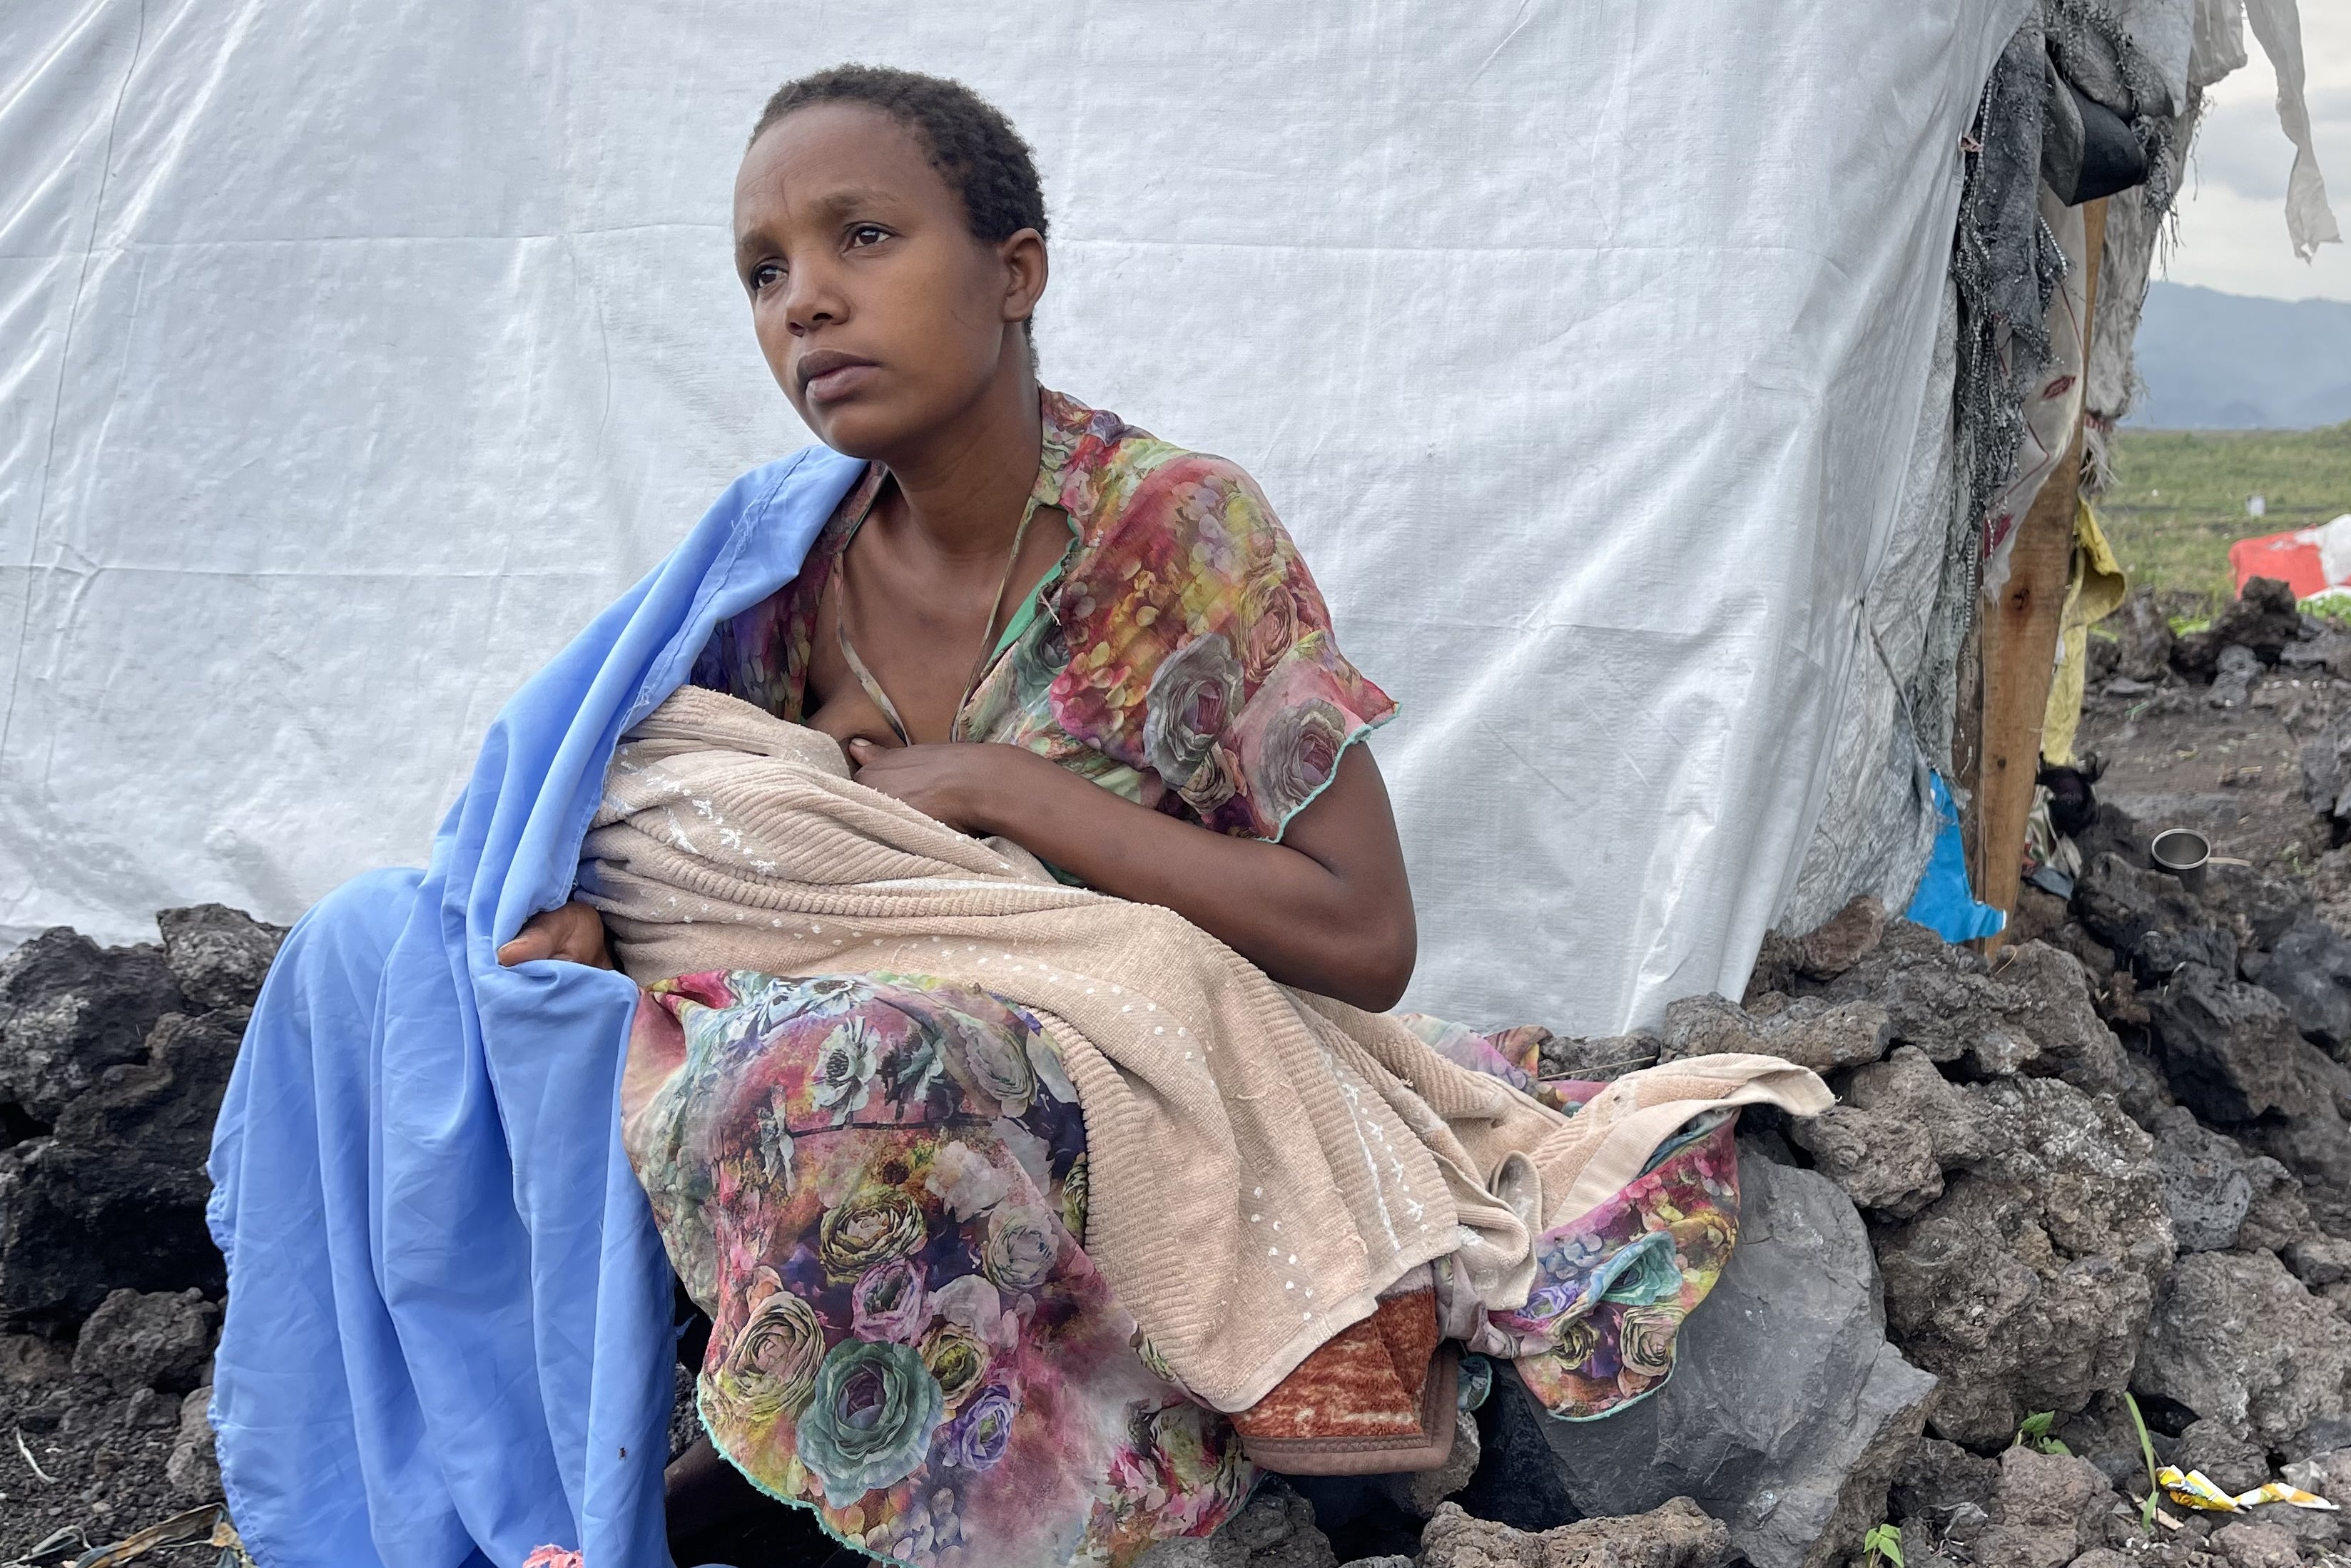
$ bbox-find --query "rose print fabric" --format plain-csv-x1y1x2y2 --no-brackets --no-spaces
689,389,1396,842
622,969,1745,1568
644,403,1737,1564
1491,1104,1740,1420
624,972,1254,1568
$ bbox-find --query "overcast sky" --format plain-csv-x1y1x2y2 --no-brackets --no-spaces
2165,4,2351,300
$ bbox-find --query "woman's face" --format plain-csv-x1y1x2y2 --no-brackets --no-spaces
733,103,1045,459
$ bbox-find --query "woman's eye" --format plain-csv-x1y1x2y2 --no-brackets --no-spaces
848,225,888,248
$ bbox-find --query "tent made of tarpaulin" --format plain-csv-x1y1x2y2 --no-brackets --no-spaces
7,0,2032,1035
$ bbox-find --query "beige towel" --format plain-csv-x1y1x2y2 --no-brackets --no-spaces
580,687,1830,1412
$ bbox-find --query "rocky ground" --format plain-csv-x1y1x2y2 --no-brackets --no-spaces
0,907,277,1567
26,591,2351,1567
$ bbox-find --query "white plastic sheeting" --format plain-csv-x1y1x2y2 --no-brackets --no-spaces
2,0,2028,1034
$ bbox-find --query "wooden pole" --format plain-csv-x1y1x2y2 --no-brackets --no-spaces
1969,196,2107,940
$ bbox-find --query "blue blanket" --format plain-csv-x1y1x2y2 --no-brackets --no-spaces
206,447,866,1568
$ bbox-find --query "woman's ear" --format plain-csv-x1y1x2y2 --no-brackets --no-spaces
998,227,1048,327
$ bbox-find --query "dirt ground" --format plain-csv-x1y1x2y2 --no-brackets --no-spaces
2075,668,2340,877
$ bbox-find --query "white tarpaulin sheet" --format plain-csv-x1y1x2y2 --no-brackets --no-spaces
1,0,2026,1034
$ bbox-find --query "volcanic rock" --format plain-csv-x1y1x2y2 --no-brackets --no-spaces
2173,577,2302,683
1804,925,2127,1092
1657,993,1889,1074
1747,897,1890,1001
70,1288,217,1394
0,930,186,1123
1139,1482,1337,1568
1418,1498,1733,1568
2209,1520,2303,1568
2111,588,2176,683
2242,913,2351,1054
2151,1106,2261,1252
1538,1033,1662,1082
1538,1148,1934,1568
1887,1437,2001,1526
1453,1370,1577,1534
1966,1447,2114,1568
2076,854,2238,984
2210,644,2263,709
2146,965,2330,1125
2174,1417,2273,1496
155,905,284,1014
2134,1248,2351,1451
1871,1076,2174,1447
1790,1047,1986,1218
0,1008,246,1324
2201,864,2314,956
164,1385,220,1501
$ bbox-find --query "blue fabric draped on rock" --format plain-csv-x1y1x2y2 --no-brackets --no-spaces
205,447,867,1568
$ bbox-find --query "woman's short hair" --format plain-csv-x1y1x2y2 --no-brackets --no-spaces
750,64,1048,246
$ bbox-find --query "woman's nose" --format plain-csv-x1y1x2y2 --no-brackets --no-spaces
782,264,841,335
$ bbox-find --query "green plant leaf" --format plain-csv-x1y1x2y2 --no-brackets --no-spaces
2125,1391,2161,1537
1863,1522,1904,1568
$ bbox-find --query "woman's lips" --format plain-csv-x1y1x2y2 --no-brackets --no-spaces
802,358,879,406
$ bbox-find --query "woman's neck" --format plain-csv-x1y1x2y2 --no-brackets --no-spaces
878,363,1044,562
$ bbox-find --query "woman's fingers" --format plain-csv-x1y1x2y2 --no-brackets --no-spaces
496,903,614,969
496,921,555,967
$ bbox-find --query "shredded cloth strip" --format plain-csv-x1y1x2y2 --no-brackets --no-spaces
580,686,1831,1412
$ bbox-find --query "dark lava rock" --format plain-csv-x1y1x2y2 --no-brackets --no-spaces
2146,964,2330,1125
2201,864,2313,956
2077,853,2239,984
2242,913,2351,1054
1538,1033,1662,1082
1453,1370,1577,1534
1418,1497,1733,1568
2210,644,2263,709
2135,1248,2351,1451
2111,588,2176,684
1659,992,1889,1075
2195,1039,2351,1239
1802,922,2128,1091
1968,1447,2116,1568
1790,1046,1987,1218
2173,577,2302,683
1747,897,1889,1001
2305,709,2351,835
70,1288,216,1394
2151,1106,2260,1252
0,930,186,1123
2054,1389,2182,1492
156,905,284,1014
2074,800,2156,874
164,1385,218,1501
2285,1235,2351,1287
0,1008,245,1325
1871,1076,2174,1447
1538,1147,1934,1568
2210,1519,2309,1568
1888,1436,2001,1526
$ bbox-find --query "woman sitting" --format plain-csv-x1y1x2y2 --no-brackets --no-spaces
210,63,1772,1568
506,63,1414,1568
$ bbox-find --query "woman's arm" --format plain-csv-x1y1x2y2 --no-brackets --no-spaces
846,738,1417,1010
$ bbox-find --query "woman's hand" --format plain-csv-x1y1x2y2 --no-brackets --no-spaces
855,735,1416,1012
846,738,1039,834
496,900,614,969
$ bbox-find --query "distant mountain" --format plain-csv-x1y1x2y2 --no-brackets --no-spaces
2127,282,2351,429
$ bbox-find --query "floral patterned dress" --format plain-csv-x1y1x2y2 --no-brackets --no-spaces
624,393,1745,1568
689,390,1396,841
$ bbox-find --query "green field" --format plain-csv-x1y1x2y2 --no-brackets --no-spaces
2099,422,2351,606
